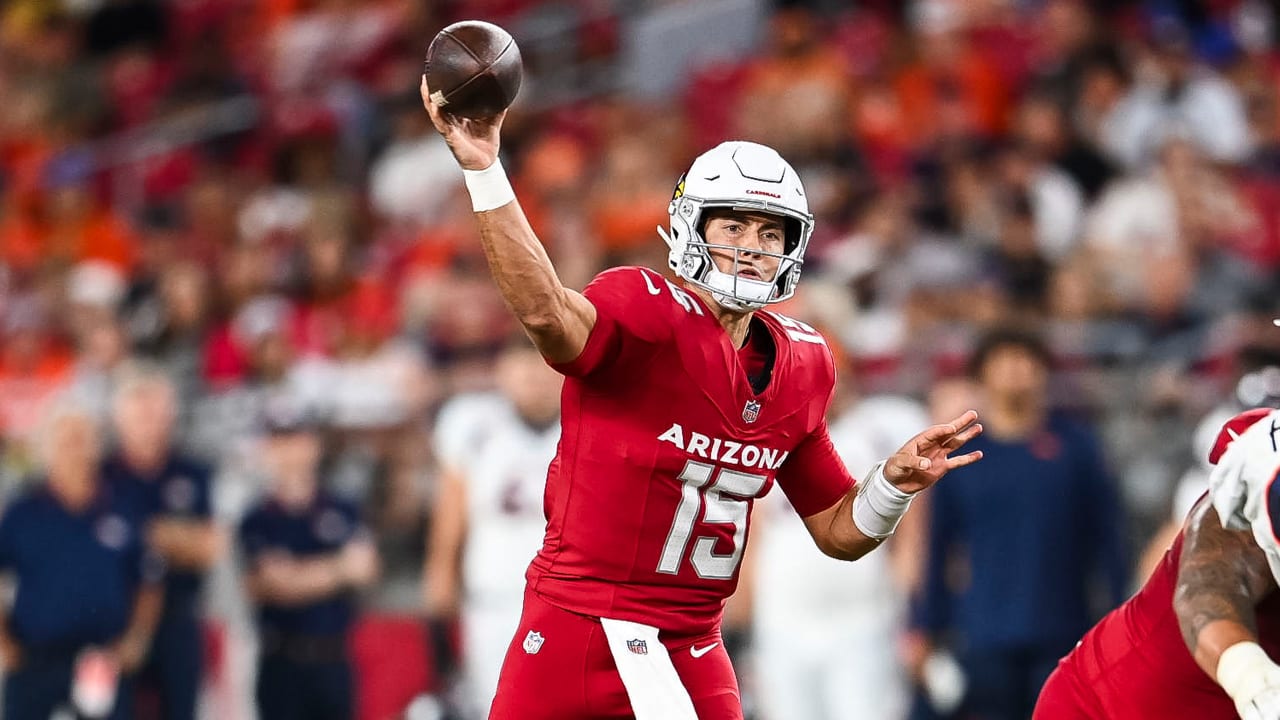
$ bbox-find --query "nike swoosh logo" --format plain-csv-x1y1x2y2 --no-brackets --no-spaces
690,642,719,659
639,269,662,295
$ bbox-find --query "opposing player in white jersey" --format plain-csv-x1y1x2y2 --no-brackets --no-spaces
751,389,927,720
423,339,563,717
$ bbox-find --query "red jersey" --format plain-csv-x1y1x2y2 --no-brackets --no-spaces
527,266,855,636
1052,526,1280,717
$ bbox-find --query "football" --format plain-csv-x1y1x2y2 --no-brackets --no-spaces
424,20,523,119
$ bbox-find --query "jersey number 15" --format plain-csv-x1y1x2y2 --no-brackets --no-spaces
656,460,767,580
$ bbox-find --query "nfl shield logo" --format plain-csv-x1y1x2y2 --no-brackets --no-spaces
626,639,648,655
523,630,545,655
742,400,761,423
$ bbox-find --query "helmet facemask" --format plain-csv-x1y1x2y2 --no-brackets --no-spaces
658,142,814,312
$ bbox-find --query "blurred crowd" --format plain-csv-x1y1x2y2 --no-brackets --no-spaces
4,0,1280,718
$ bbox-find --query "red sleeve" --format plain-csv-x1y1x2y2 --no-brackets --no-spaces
549,266,672,378
1209,407,1274,464
775,419,858,517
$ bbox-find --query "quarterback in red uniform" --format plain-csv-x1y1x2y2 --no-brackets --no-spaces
1035,408,1280,719
420,77,984,720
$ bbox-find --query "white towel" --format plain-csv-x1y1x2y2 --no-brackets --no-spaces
599,618,698,720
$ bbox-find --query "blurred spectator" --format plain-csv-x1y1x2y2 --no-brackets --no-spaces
66,309,131,420
0,296,72,487
586,121,676,262
1081,135,1259,321
190,294,330,461
1014,88,1116,204
1101,17,1250,168
0,399,163,720
422,338,562,718
909,328,1127,720
102,368,224,720
310,281,432,433
1026,0,1114,114
369,93,464,229
895,0,1010,148
129,259,213,414
992,134,1086,262
750,374,927,720
978,193,1053,319
820,191,980,393
733,5,852,163
238,399,379,720
84,0,168,59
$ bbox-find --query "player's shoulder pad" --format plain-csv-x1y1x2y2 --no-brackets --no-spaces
584,265,657,298
584,266,697,338
585,266,683,307
1209,407,1277,465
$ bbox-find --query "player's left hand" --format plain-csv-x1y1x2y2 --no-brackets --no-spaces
883,410,983,494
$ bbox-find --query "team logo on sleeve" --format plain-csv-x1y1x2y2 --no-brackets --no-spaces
313,510,350,545
523,631,545,655
742,400,761,424
626,639,649,655
95,515,130,550
163,476,196,512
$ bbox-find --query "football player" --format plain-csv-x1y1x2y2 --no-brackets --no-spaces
1034,408,1280,719
421,77,984,720
423,337,563,717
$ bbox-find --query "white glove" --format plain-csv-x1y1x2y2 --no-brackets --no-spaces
1208,409,1280,532
1218,642,1280,720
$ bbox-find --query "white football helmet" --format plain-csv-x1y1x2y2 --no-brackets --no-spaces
658,141,814,311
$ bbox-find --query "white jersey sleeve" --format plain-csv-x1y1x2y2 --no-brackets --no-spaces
830,394,931,467
1207,408,1280,583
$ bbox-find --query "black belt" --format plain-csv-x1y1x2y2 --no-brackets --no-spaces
259,631,349,664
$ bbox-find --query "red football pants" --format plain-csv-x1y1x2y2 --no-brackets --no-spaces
487,589,742,719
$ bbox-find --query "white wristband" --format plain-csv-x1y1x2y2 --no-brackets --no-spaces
1218,641,1277,701
852,461,915,540
462,159,516,212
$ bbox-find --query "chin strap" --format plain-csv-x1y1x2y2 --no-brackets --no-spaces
665,224,773,308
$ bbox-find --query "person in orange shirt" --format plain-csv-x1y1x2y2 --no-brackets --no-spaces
893,0,1011,148
0,298,73,476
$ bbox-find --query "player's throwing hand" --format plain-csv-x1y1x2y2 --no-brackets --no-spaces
883,410,984,494
421,75,505,171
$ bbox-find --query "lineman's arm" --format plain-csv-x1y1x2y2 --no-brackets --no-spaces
1175,495,1280,716
800,411,982,561
420,76,595,363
